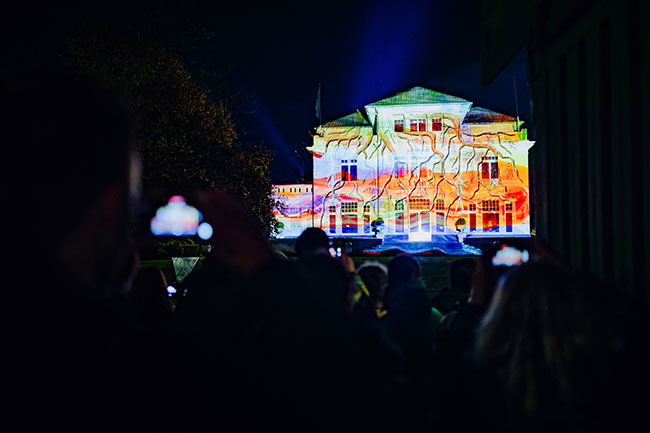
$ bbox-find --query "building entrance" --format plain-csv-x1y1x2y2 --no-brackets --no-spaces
409,212,431,241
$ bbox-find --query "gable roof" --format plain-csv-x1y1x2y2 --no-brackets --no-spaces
320,109,371,127
365,86,470,107
463,106,516,123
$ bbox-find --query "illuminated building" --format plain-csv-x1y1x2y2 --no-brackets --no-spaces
273,87,534,244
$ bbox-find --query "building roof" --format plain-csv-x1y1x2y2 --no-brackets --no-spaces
463,106,517,123
365,86,470,106
320,110,371,127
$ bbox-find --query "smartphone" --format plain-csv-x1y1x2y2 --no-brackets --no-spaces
148,194,213,240
491,244,529,266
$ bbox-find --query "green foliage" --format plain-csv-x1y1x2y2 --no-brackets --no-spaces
66,32,280,235
153,237,213,257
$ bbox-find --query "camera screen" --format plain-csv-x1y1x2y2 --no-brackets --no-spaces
149,195,212,240
491,244,530,267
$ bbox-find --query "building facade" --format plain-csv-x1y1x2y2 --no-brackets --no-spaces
273,87,534,242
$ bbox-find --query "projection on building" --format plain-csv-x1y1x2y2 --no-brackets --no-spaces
273,87,534,243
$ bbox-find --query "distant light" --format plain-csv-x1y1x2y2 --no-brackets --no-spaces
167,285,177,294
197,222,213,240
150,195,201,236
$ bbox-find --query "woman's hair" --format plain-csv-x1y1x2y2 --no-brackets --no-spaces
356,261,389,308
475,260,611,427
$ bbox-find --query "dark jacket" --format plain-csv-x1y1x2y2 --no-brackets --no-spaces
381,279,435,381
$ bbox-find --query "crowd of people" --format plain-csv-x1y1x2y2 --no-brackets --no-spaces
5,67,649,433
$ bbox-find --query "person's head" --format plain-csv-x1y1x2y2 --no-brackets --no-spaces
475,260,606,423
387,254,422,288
449,258,476,293
356,260,389,308
3,66,135,289
295,227,330,260
295,256,351,314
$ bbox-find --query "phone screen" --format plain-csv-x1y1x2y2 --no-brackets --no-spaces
149,195,212,240
491,244,530,266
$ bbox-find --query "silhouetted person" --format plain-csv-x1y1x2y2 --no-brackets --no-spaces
294,226,331,260
382,254,435,385
171,193,415,432
354,260,389,322
474,261,632,433
429,239,570,431
3,66,159,431
431,257,475,314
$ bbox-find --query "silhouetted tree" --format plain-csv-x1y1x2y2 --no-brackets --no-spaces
67,32,280,234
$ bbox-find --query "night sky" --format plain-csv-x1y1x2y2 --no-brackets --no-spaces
6,0,530,184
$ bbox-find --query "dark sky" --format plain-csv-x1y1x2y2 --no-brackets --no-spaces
6,1,529,184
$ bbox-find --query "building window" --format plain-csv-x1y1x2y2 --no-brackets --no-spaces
395,200,405,233
341,201,359,234
341,159,357,181
435,199,445,210
395,158,408,177
436,212,445,232
363,203,371,234
482,200,500,212
394,119,404,132
481,156,499,179
328,205,336,234
506,212,513,232
342,214,358,234
410,118,426,132
483,213,500,232
409,198,430,210
505,202,513,211
341,201,358,213
469,203,477,211
431,118,442,131
286,206,304,215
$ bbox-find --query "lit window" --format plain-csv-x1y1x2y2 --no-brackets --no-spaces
410,118,426,132
481,156,499,179
436,212,445,232
490,162,499,179
341,201,358,213
482,200,500,211
435,199,445,210
410,198,430,210
395,200,405,233
341,159,357,181
394,119,404,132
395,158,408,177
431,118,442,131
